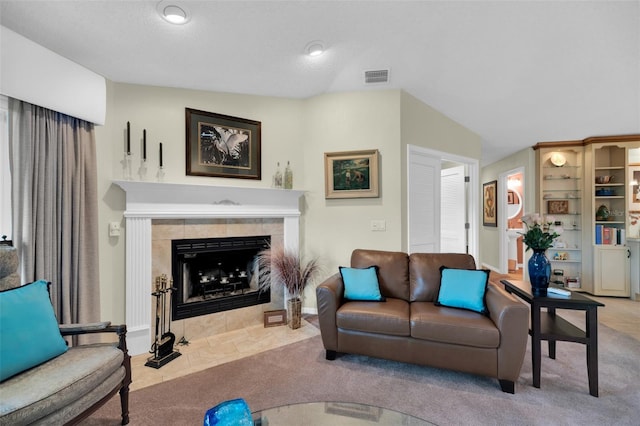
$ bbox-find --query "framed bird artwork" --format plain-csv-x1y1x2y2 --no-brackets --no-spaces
186,108,261,179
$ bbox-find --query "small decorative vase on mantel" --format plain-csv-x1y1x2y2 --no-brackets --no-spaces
287,298,302,329
528,249,551,296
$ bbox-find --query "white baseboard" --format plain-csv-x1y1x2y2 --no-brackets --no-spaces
481,263,501,273
303,306,318,315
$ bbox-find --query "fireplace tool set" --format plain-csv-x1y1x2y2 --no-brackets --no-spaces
145,274,182,368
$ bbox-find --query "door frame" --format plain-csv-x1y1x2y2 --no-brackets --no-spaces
407,145,479,260
499,167,525,274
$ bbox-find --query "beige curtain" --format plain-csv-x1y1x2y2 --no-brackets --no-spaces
8,99,100,327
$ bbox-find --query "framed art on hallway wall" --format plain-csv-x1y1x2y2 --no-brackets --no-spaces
483,180,497,227
185,108,261,179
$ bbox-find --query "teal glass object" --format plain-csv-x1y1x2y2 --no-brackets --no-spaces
204,398,253,426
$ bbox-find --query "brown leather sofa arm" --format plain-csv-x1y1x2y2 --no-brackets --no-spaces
316,273,344,358
485,283,529,384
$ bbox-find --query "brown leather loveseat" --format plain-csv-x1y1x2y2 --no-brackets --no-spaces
316,249,529,393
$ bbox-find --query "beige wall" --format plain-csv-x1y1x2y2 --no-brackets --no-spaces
399,92,483,250
95,82,305,322
300,91,403,306
479,147,536,271
400,92,482,159
95,83,484,321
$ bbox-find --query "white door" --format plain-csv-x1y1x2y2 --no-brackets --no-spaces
440,165,466,253
408,148,441,254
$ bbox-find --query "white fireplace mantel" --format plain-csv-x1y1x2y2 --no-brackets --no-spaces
114,180,304,219
113,180,305,355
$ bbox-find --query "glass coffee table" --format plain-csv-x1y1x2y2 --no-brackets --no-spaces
253,402,433,425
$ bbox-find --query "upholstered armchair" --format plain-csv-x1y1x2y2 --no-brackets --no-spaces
0,244,132,425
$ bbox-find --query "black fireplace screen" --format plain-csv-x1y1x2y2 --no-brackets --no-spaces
171,235,271,320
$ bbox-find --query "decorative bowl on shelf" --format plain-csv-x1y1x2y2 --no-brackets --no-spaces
595,188,615,196
595,175,614,184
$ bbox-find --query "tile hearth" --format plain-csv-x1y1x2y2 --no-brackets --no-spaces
130,319,319,391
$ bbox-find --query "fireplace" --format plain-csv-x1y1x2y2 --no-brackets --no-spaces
114,180,304,356
172,235,271,320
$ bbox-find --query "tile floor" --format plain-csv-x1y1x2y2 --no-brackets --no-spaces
130,294,639,392
130,318,320,391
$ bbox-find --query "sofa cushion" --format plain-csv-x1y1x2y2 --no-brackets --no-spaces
0,344,124,424
410,302,500,348
337,298,410,336
435,267,489,314
339,266,384,301
0,280,68,382
409,253,477,302
351,249,410,300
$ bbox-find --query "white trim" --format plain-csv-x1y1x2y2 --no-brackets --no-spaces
0,26,106,125
406,145,480,260
499,167,525,274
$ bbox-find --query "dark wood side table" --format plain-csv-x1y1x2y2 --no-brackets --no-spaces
500,279,605,397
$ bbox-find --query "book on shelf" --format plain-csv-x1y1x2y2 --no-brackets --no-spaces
594,225,626,245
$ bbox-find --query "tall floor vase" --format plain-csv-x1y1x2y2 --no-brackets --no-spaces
287,298,302,329
528,249,551,296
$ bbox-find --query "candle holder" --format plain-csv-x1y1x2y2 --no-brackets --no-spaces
121,152,133,180
156,166,165,183
138,159,148,181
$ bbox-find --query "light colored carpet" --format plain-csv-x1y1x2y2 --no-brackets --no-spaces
84,322,639,425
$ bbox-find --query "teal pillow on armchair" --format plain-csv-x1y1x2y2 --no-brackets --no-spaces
0,280,68,381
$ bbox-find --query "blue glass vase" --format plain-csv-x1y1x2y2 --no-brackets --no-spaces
528,249,551,296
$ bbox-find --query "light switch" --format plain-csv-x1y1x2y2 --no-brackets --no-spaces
370,220,386,231
109,222,121,237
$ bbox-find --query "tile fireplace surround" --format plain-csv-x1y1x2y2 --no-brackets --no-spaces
114,181,304,356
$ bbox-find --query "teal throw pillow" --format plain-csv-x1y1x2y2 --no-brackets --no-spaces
339,266,384,301
0,280,68,382
435,267,489,314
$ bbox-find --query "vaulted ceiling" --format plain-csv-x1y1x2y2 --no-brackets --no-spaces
1,0,638,165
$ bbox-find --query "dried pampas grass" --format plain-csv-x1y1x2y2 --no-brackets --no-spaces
257,244,320,300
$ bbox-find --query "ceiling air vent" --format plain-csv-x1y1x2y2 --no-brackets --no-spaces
364,69,389,84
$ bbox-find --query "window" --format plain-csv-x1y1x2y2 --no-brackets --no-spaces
0,95,11,241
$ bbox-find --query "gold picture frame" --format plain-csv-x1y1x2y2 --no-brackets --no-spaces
483,180,497,227
547,200,569,215
324,149,379,199
631,167,640,206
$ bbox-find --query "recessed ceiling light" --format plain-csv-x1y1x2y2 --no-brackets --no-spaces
305,41,325,57
157,1,191,25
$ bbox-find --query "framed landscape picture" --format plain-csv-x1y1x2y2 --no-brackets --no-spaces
185,108,261,179
483,180,497,227
324,149,379,199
